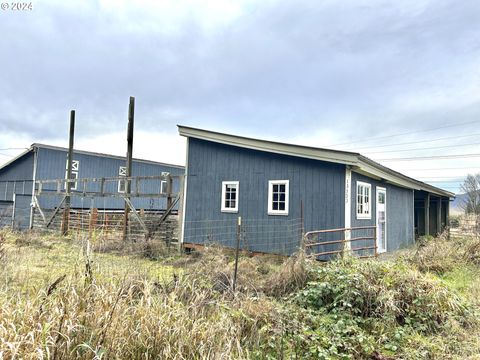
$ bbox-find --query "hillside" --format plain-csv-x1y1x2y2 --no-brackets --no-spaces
0,230,479,359
451,193,467,215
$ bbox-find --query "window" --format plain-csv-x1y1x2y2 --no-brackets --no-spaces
118,166,126,193
221,181,239,213
356,181,371,219
160,180,167,194
268,180,289,215
161,172,170,194
65,159,79,191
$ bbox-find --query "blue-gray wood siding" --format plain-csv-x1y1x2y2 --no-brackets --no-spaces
351,172,414,253
0,200,13,228
35,147,184,210
0,152,34,201
183,138,346,255
13,195,31,230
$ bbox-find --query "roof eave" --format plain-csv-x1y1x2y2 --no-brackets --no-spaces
178,125,359,166
178,125,454,198
0,146,34,173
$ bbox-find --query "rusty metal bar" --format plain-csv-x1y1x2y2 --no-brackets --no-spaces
305,225,376,236
305,236,375,248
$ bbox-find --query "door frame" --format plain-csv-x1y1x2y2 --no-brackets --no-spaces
376,187,387,253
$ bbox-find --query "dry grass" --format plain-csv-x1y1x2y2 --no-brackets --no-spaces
0,229,479,359
0,231,287,359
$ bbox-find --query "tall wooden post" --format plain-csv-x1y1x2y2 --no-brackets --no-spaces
424,193,430,236
436,197,442,236
62,110,75,235
123,97,135,241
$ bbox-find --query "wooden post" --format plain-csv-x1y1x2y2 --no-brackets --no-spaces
166,174,173,208
300,200,305,250
177,175,185,252
62,110,75,235
424,193,430,236
89,208,98,238
436,197,442,236
123,97,135,241
446,199,451,240
232,216,241,293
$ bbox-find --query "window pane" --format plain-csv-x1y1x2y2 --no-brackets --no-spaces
279,184,285,192
279,193,285,202
273,184,279,192
273,193,278,201
273,202,278,210
279,202,285,211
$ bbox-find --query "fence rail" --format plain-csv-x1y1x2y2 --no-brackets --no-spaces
304,225,377,259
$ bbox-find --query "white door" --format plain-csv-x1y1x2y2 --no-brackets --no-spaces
376,187,387,253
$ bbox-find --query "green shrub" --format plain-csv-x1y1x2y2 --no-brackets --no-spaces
293,258,477,333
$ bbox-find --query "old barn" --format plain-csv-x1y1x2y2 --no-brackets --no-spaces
0,143,184,229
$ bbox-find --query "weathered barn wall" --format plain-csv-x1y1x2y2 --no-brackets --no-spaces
183,138,346,255
0,151,34,201
0,201,13,228
350,172,414,252
35,147,184,211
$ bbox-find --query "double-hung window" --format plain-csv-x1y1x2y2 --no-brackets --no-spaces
221,181,239,213
356,181,371,219
268,180,289,215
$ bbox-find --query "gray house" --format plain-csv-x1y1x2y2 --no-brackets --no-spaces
0,143,184,229
178,126,453,256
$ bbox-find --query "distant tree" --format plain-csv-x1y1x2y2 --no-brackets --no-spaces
460,174,480,216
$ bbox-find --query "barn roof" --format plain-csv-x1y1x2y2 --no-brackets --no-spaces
0,143,184,172
178,125,454,198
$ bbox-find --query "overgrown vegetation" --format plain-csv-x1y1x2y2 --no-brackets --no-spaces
0,229,479,359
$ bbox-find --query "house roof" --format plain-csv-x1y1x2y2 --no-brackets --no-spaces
178,125,454,198
0,143,184,172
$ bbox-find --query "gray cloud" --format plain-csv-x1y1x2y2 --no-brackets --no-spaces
1,0,480,176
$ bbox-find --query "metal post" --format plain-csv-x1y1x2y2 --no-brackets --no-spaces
62,110,75,235
232,216,241,293
123,96,135,241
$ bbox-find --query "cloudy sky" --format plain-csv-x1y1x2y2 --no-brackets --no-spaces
1,0,480,193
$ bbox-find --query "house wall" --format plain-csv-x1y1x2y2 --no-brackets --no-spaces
35,147,184,210
351,172,414,253
183,138,346,255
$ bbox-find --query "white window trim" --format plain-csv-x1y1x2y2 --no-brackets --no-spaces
268,180,289,216
356,181,372,219
65,159,79,191
118,166,127,193
160,180,167,194
221,181,239,213
376,187,387,253
64,170,79,191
